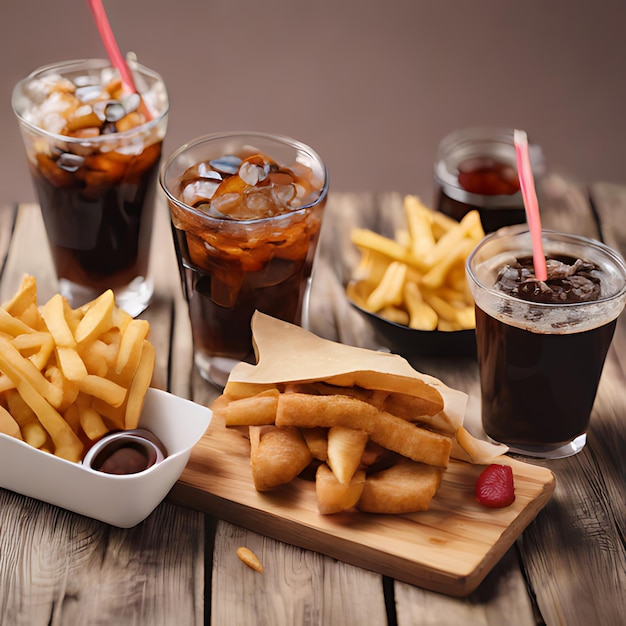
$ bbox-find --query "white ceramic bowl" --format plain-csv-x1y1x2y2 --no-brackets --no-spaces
0,388,212,527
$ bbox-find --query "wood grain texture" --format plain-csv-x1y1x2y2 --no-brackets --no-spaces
188,358,391,626
210,522,388,626
2,174,626,624
0,203,205,626
171,408,554,596
503,176,626,626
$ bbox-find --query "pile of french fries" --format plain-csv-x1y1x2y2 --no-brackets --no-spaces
0,275,155,462
347,195,485,331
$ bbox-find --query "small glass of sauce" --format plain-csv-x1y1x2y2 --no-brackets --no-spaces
434,127,544,233
83,429,167,475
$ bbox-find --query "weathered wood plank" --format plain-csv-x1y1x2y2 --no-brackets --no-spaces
0,204,17,276
0,491,204,626
311,192,536,622
183,210,390,625
0,202,205,625
190,376,389,626
507,175,626,626
209,522,388,626
394,548,537,626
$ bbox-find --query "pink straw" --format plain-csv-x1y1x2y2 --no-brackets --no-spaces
88,0,139,94
514,129,547,281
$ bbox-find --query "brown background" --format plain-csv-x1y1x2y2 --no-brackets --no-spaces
1,0,625,208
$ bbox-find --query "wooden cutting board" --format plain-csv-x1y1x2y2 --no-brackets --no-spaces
169,415,555,597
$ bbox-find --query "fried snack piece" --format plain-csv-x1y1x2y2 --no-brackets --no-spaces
249,425,313,491
276,393,451,469
215,389,279,426
357,459,443,514
327,426,368,484
300,427,328,461
236,546,264,573
316,464,366,514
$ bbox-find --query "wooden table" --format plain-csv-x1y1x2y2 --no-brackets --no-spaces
0,172,624,625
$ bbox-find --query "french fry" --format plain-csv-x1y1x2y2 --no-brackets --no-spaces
22,420,49,449
56,346,88,382
115,318,150,376
316,464,366,514
351,228,426,272
79,406,109,440
301,427,328,461
0,307,37,338
13,332,55,370
40,293,76,348
250,425,313,491
348,196,485,332
78,374,126,408
236,546,264,573
365,261,407,312
74,289,115,344
0,336,63,408
0,276,156,462
404,195,436,258
403,281,438,331
0,404,23,440
2,274,38,317
357,459,443,514
124,340,155,430
6,363,83,462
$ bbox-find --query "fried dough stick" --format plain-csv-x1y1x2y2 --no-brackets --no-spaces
275,393,451,469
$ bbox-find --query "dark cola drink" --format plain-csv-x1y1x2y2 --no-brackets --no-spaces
160,133,328,387
475,305,616,452
434,127,542,233
12,59,169,316
466,227,626,458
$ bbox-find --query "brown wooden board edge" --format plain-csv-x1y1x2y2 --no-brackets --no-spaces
168,466,555,597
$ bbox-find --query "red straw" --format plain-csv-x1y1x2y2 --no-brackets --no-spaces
514,129,547,281
88,0,139,94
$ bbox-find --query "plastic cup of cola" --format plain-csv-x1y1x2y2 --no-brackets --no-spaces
466,225,626,458
159,131,329,387
12,59,169,316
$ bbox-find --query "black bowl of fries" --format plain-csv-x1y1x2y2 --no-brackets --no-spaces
345,196,482,359
347,294,476,358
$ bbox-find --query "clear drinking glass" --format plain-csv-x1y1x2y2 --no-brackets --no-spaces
466,225,626,458
12,58,169,316
160,131,328,387
434,127,544,233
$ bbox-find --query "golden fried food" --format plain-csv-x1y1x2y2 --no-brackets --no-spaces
250,425,313,492
347,195,484,331
0,274,155,462
211,312,506,516
357,459,443,515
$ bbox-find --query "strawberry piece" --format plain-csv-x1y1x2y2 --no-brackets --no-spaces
475,464,515,508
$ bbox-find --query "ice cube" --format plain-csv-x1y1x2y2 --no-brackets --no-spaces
244,187,275,216
182,180,221,207
211,192,243,217
239,160,267,186
271,183,296,208
209,155,241,176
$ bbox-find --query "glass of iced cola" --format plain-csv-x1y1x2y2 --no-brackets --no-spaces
160,131,328,387
12,59,169,316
